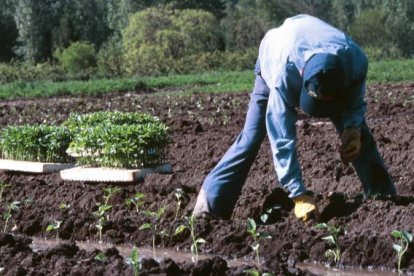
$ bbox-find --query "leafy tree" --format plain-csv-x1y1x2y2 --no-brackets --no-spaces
97,37,125,77
0,0,18,62
122,6,222,75
51,0,111,51
383,0,414,57
13,0,62,62
220,1,269,51
163,0,226,19
349,8,389,47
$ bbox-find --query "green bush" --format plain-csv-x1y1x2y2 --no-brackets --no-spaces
65,111,170,168
364,46,402,61
54,41,97,75
122,6,222,76
0,125,73,163
97,37,125,77
0,62,65,84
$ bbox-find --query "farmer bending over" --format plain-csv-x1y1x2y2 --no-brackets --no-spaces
193,14,396,222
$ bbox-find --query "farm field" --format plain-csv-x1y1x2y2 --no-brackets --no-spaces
0,80,413,275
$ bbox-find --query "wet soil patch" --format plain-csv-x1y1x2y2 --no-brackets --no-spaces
0,82,413,274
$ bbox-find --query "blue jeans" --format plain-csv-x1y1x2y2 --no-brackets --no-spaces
203,74,270,219
330,116,396,196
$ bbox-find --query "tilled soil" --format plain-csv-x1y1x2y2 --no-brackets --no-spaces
0,82,413,275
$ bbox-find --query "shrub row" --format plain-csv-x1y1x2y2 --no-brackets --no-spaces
0,47,257,84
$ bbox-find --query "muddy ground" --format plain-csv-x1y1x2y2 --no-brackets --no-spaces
0,81,413,275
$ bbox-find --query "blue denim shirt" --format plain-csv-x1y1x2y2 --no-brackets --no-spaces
257,14,368,197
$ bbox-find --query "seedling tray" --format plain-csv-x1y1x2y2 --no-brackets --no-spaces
0,159,75,173
60,163,172,182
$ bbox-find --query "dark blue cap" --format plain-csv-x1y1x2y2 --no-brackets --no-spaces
300,53,345,117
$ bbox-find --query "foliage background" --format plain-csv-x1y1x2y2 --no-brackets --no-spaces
1,0,414,80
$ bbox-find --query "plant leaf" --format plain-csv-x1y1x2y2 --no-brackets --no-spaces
131,247,139,263
259,232,272,239
322,235,336,245
393,244,402,253
139,223,151,230
315,223,328,229
260,214,268,223
251,243,259,251
247,218,256,232
174,225,187,235
402,230,413,242
391,230,402,239
195,238,206,244
46,225,55,232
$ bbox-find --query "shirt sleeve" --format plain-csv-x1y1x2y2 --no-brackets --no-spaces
266,82,307,198
341,80,367,130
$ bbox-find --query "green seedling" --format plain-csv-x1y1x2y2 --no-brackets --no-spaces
260,205,281,224
59,202,70,209
125,192,145,214
139,206,167,258
315,223,345,264
175,214,206,262
244,269,274,276
65,111,170,168
23,198,33,206
391,229,413,273
247,218,272,267
0,183,11,203
93,187,121,244
94,252,107,262
174,188,185,219
46,219,62,239
126,246,140,276
0,124,72,163
2,201,20,233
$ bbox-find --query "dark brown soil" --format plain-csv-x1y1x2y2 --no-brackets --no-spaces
0,82,413,275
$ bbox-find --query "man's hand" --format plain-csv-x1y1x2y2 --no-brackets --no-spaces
293,193,319,222
340,128,361,163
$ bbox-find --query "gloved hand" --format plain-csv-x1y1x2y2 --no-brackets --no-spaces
340,128,361,163
293,193,319,222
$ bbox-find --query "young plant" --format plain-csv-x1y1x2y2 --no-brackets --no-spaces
0,182,11,203
65,111,170,169
315,223,345,264
0,124,72,163
92,187,121,244
59,202,70,209
2,201,20,233
125,192,145,214
23,198,33,206
94,252,107,262
174,188,185,219
126,246,140,276
174,214,206,262
139,206,167,258
244,269,274,276
46,219,62,239
246,218,272,267
391,229,413,273
260,205,281,224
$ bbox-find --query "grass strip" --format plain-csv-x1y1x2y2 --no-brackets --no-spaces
0,59,413,100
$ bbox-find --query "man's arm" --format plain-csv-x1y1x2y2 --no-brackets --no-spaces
266,85,307,198
341,80,367,130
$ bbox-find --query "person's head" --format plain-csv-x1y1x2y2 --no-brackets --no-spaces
300,53,345,117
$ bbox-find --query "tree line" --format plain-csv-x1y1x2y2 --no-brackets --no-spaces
0,0,413,78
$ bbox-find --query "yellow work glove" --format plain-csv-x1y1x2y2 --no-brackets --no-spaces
340,128,361,164
292,193,319,222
